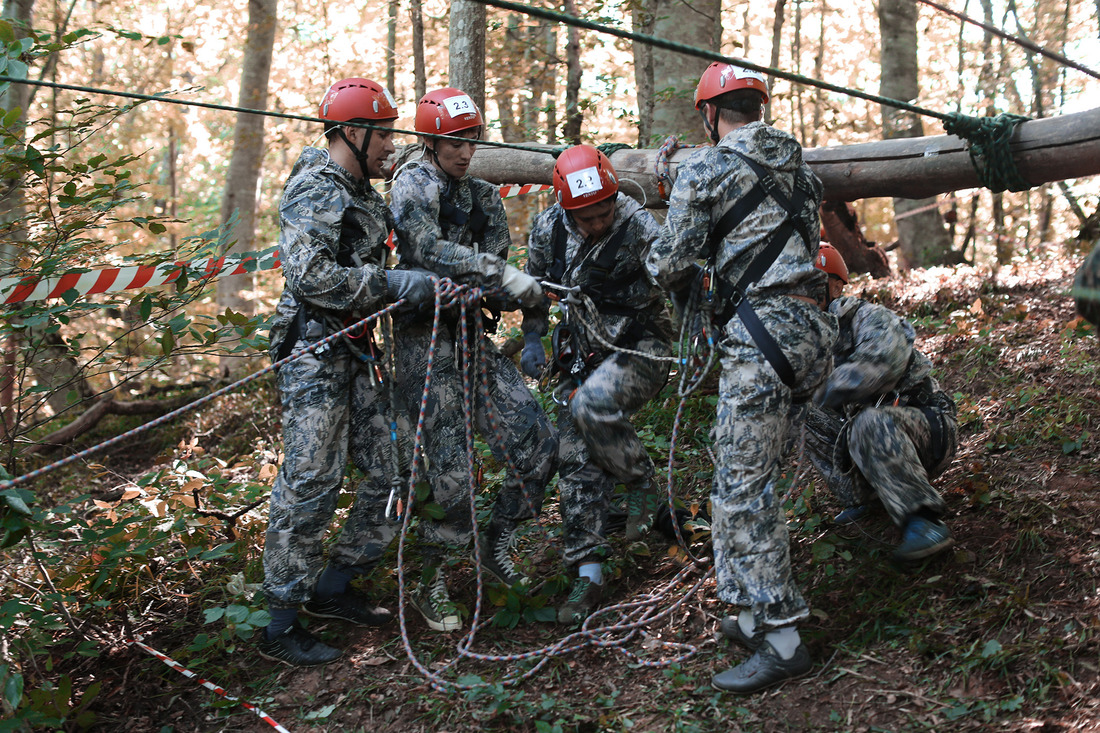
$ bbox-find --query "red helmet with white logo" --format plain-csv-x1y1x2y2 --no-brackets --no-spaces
552,145,618,210
415,87,484,137
319,77,398,125
694,61,770,109
814,242,849,284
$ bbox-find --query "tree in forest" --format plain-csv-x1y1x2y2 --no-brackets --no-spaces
215,0,277,377
633,0,722,146
449,0,486,110
877,0,956,268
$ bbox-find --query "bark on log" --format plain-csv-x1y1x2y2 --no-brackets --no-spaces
451,106,1100,205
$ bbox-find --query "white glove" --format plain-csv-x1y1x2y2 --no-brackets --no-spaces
500,264,543,308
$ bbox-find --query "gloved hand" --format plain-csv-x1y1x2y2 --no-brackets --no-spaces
814,365,867,411
385,268,435,308
500,264,543,308
520,332,546,379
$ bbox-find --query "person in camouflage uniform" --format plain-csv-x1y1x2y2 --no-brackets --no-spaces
803,243,958,562
1073,239,1100,329
646,61,837,694
259,78,436,666
519,145,673,624
388,87,558,632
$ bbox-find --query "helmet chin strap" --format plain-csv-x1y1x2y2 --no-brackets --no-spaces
336,126,373,179
699,105,720,144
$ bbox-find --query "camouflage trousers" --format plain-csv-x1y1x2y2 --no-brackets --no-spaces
557,337,671,566
263,340,407,609
803,402,956,527
711,298,837,629
1074,239,1100,327
394,321,558,553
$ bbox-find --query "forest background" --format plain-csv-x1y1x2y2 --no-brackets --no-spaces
1,0,1100,730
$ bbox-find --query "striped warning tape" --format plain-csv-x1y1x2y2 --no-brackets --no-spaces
127,635,291,732
2,184,550,305
498,183,553,199
0,249,282,305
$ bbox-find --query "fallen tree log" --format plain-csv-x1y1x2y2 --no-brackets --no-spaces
456,106,1100,204
28,394,194,454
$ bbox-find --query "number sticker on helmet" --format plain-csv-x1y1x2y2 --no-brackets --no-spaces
442,94,476,118
566,166,603,198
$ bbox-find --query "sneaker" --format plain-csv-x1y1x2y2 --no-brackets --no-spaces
624,480,661,541
557,576,605,625
411,570,462,632
833,504,870,525
303,590,393,627
711,640,812,694
894,516,955,562
718,615,763,651
480,522,525,587
257,624,342,667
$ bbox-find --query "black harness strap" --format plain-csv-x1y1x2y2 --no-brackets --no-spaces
439,192,489,245
707,151,814,388
548,211,642,302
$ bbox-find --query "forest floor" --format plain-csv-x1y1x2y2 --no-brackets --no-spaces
19,247,1100,732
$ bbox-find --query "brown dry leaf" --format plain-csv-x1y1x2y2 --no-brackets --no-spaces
357,656,394,667
121,489,142,501
180,479,204,494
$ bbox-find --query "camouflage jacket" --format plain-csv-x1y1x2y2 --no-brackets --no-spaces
268,147,392,358
645,121,826,306
825,295,938,406
522,196,671,347
389,157,512,291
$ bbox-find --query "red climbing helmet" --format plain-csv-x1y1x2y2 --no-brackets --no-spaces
814,242,849,284
552,144,618,210
694,61,770,109
415,87,484,137
319,77,398,124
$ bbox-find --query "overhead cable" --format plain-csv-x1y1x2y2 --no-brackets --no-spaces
916,0,1100,81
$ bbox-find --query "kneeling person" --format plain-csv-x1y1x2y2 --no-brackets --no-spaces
805,243,958,561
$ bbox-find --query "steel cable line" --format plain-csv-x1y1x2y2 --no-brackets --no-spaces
916,0,1100,81
0,75,568,158
471,0,954,124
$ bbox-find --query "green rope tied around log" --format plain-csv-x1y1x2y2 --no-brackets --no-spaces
596,142,632,157
943,112,1033,193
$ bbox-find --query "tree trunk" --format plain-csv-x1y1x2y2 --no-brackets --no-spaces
562,0,582,144
878,0,954,269
649,0,721,144
386,0,397,97
821,202,891,278
448,0,486,111
410,0,426,102
765,0,785,125
632,0,655,146
0,0,35,438
216,0,276,377
810,0,827,147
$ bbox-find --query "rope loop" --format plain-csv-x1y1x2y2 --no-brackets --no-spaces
943,112,1034,193
653,135,707,202
595,142,632,158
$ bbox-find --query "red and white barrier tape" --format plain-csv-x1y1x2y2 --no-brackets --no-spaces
498,183,553,199
4,181,550,305
1,250,282,305
126,635,291,732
